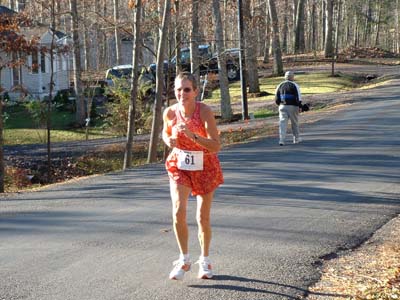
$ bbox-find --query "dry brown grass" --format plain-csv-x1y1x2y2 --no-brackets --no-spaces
307,217,400,300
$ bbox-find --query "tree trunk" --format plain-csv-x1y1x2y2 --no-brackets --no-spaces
47,0,56,184
100,1,108,68
332,0,342,76
0,96,4,193
294,0,305,53
82,0,90,71
148,0,171,163
174,0,182,74
114,0,122,65
292,0,298,53
190,0,200,85
212,0,232,121
322,0,326,50
374,1,382,47
363,0,372,46
311,0,317,53
94,0,100,70
263,5,271,63
243,0,260,93
268,0,284,76
124,0,142,169
397,0,400,53
70,0,85,125
324,0,334,58
281,0,288,53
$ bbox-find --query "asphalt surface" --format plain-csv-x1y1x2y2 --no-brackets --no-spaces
1,79,400,300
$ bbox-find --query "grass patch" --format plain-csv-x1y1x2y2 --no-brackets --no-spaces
206,72,358,104
4,128,119,146
253,109,277,119
4,105,76,129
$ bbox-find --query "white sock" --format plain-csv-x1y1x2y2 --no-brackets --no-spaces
180,253,190,262
199,255,209,262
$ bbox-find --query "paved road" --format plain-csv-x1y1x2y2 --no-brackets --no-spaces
1,80,400,300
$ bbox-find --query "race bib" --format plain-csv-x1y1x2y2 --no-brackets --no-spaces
177,149,204,171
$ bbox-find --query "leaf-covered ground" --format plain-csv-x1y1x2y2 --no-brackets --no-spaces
306,216,400,300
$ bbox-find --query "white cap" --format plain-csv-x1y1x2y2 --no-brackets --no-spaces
285,71,294,80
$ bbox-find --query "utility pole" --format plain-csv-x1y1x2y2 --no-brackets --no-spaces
237,0,249,120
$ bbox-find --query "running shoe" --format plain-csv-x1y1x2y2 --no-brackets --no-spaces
293,137,303,144
169,259,191,280
196,258,213,279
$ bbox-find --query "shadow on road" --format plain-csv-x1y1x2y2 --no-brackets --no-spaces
188,275,349,299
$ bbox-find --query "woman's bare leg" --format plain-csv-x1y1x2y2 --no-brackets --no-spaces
196,191,214,257
170,180,191,255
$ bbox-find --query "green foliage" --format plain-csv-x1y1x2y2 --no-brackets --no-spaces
102,78,153,136
53,89,75,112
24,100,48,128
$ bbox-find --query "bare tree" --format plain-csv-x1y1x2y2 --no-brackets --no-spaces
124,0,142,169
294,0,306,53
310,0,317,54
374,0,383,47
397,0,400,53
190,0,200,85
281,0,289,53
113,0,122,65
82,0,90,71
70,0,85,125
148,0,171,163
174,0,182,74
46,0,57,183
263,4,271,63
243,0,260,93
268,0,284,75
324,0,334,57
212,0,232,120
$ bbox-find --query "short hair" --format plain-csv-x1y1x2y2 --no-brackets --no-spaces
285,71,295,80
175,72,198,90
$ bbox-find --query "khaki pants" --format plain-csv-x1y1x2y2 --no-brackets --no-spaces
279,104,300,143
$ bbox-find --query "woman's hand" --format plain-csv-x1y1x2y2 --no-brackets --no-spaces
176,122,194,139
168,135,178,148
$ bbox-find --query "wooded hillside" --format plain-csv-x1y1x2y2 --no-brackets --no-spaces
2,0,399,71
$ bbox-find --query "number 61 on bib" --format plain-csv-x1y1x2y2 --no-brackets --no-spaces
177,149,204,171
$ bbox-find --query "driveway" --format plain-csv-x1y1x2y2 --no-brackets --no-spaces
0,80,399,300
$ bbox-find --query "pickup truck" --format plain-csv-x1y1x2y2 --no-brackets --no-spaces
150,45,241,81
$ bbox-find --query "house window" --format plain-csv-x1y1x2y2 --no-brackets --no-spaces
17,0,26,11
13,67,20,86
31,51,39,73
41,52,46,73
12,52,20,86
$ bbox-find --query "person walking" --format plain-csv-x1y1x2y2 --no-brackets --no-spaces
162,72,224,280
275,71,303,146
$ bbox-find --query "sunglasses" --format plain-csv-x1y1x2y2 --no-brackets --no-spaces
176,87,193,93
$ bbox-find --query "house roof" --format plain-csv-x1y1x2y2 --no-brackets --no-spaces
0,5,16,15
52,29,67,40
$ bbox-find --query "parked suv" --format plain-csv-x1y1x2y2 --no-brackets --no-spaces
150,45,240,81
105,64,137,86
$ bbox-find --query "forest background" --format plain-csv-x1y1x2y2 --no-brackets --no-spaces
1,0,400,193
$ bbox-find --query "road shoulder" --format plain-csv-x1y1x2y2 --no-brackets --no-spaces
306,214,400,299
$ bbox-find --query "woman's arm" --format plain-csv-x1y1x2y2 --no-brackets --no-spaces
196,104,221,153
162,106,177,148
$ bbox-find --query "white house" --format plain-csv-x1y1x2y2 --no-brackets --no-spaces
0,6,71,101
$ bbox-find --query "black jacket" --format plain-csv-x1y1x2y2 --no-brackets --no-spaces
275,81,302,106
